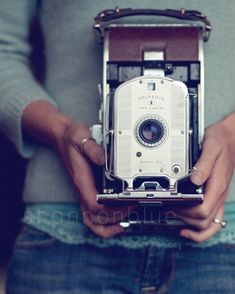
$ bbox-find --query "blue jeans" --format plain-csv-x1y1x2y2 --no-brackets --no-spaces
6,224,235,294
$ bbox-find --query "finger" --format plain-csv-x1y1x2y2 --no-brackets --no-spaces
90,206,136,225
175,192,227,230
68,122,104,166
204,150,233,195
68,147,104,212
191,135,221,185
73,137,105,166
94,224,125,238
179,206,224,242
84,215,125,238
176,154,229,219
81,203,136,225
81,139,105,166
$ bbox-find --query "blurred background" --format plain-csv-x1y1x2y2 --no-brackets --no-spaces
0,19,44,292
0,133,26,292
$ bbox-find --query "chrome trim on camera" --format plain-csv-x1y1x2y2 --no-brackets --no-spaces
97,192,204,205
198,30,205,144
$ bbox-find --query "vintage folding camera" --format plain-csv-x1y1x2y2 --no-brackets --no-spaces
92,8,212,224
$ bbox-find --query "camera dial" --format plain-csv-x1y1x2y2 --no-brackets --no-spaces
135,115,168,148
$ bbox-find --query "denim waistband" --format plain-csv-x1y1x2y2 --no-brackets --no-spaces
23,202,235,249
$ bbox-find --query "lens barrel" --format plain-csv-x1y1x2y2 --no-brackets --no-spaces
139,119,164,144
135,115,168,148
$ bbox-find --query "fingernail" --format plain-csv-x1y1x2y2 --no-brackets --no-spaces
180,231,189,238
96,157,105,166
191,171,204,185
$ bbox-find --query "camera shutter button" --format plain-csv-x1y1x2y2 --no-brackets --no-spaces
172,164,181,174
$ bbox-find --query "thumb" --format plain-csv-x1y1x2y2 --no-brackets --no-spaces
191,136,220,185
82,139,105,166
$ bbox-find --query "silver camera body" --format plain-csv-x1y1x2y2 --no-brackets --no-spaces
92,8,212,210
113,76,189,191
93,74,203,206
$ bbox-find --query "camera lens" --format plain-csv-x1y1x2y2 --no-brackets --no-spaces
139,119,164,144
135,115,168,148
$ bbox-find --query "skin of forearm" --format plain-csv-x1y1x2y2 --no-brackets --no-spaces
22,100,71,148
220,112,235,166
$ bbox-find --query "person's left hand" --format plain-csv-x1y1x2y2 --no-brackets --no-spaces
175,120,235,242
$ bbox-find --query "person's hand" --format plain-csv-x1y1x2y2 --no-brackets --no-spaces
22,101,130,238
56,121,131,238
175,121,235,242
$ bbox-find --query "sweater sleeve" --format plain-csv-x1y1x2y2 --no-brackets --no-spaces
0,0,57,158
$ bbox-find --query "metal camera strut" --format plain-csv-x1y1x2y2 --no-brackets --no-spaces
94,7,212,42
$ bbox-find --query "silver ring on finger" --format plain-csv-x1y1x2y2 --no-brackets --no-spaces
213,218,227,228
79,137,96,154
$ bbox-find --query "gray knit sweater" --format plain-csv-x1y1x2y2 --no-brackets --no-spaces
0,0,235,203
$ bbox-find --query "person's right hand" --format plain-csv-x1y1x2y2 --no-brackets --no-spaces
56,121,130,238
22,101,130,238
